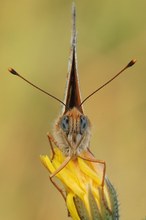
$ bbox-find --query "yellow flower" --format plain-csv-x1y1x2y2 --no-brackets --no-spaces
40,147,119,220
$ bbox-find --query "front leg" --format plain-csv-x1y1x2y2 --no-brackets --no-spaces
47,132,59,161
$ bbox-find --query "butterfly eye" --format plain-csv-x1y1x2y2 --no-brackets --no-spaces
60,115,69,133
80,115,88,134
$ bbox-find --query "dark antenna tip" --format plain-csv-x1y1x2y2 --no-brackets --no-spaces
8,67,19,76
127,59,137,68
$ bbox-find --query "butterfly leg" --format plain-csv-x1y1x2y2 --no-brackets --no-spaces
49,156,72,201
47,132,58,161
47,132,67,200
49,175,66,201
79,152,110,213
79,151,106,187
85,150,109,211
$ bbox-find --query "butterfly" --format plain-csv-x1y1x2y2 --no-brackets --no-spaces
8,4,136,200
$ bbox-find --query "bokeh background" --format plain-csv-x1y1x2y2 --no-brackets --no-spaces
0,0,146,219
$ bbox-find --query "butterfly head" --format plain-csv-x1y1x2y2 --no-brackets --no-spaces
53,107,91,157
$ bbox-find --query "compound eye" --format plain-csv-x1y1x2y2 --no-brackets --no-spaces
80,115,88,134
60,115,69,133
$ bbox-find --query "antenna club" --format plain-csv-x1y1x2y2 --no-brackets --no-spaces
127,59,137,68
8,68,18,76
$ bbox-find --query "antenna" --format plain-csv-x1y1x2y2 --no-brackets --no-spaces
8,68,66,106
80,59,136,106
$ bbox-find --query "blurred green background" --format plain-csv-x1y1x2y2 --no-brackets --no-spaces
0,0,146,219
